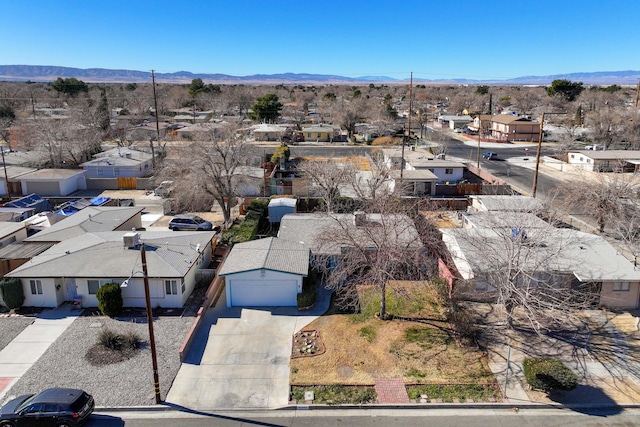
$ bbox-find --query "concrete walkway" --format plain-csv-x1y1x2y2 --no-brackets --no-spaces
166,285,332,410
0,304,81,401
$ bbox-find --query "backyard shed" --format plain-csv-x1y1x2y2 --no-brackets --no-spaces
268,198,297,223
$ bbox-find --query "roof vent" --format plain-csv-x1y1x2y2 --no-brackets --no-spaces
123,232,140,249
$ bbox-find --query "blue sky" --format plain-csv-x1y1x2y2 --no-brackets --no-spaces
1,0,637,80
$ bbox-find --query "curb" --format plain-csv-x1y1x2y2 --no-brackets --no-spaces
96,401,640,413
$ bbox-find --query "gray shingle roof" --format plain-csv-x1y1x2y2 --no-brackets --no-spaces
441,227,640,282
25,206,144,242
278,213,422,256
218,237,309,276
7,231,215,279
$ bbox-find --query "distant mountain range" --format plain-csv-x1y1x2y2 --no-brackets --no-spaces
0,65,638,85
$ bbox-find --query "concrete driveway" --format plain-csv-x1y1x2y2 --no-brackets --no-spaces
166,288,330,410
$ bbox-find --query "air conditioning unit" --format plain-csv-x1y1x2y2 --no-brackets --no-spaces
123,232,140,249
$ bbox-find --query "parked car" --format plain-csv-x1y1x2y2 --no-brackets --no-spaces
169,214,214,231
0,387,94,427
483,152,498,160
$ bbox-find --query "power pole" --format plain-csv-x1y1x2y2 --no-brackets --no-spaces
151,70,159,169
635,79,640,108
400,72,412,185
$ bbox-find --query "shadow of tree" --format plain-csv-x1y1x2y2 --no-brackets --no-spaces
547,385,624,416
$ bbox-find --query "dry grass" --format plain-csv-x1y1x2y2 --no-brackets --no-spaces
291,282,495,386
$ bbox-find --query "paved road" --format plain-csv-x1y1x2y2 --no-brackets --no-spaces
86,407,640,427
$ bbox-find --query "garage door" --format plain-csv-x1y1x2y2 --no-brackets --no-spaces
229,280,297,307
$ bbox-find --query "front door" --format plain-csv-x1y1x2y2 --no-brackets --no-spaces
65,278,77,301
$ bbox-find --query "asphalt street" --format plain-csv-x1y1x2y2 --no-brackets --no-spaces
85,407,640,427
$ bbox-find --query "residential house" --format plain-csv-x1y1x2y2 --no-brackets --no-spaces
80,147,154,178
218,237,309,307
16,169,87,197
5,230,216,308
381,147,466,192
468,195,545,213
437,115,473,130
441,227,640,309
467,114,493,135
24,206,144,243
172,123,225,141
461,211,551,230
490,115,540,142
301,124,336,142
252,123,285,142
227,166,266,197
278,212,422,268
567,150,640,172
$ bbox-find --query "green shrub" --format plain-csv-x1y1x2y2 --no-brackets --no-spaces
523,357,578,392
221,198,270,245
298,268,317,308
0,278,25,310
96,283,123,317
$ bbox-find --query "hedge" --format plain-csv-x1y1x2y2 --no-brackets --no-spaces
523,357,578,392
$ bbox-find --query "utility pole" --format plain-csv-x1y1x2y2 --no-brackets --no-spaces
141,244,162,404
532,112,563,198
150,70,159,169
400,72,412,185
635,79,640,108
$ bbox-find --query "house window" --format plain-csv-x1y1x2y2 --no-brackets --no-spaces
88,279,112,295
445,168,453,174
165,280,179,295
181,280,186,294
613,282,630,291
97,169,103,176
114,167,120,176
587,159,591,163
570,154,575,159
30,280,43,295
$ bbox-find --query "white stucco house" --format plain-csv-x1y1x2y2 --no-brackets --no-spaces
5,230,217,308
567,150,640,172
219,237,309,307
79,147,153,178
440,227,640,309
468,195,545,213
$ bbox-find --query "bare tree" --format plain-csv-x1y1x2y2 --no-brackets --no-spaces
158,123,259,226
443,212,602,333
556,167,640,233
300,159,355,213
350,150,393,200
314,196,430,318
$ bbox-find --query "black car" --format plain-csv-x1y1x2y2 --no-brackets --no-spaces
0,388,94,427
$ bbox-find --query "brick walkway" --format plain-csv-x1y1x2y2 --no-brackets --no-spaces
374,378,410,404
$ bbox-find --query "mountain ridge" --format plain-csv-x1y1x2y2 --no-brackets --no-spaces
0,65,638,85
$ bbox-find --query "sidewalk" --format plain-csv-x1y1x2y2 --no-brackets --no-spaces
0,304,81,401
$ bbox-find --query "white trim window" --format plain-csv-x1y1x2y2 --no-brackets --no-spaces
613,282,630,292
165,280,179,295
88,279,113,295
30,279,43,295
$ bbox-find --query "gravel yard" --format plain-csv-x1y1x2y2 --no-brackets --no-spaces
0,317,35,351
4,314,194,407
